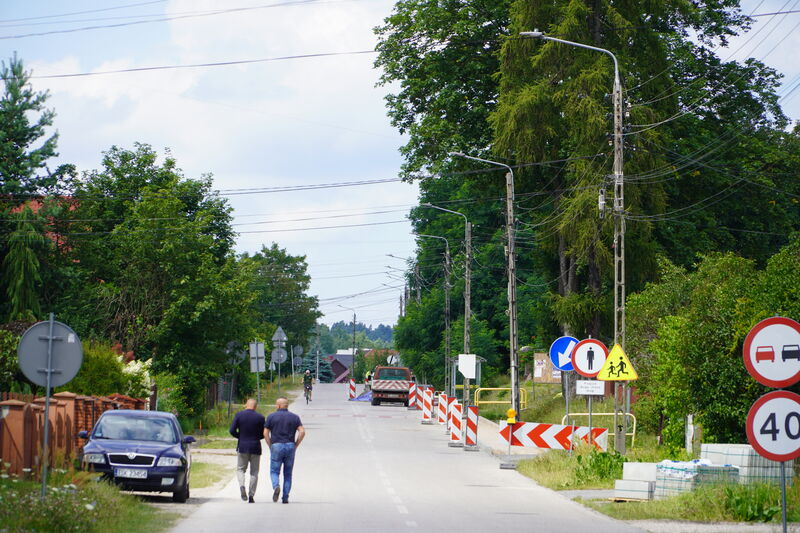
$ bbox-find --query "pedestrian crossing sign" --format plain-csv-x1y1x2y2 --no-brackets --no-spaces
596,344,638,381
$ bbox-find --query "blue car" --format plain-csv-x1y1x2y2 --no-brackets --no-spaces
78,410,196,502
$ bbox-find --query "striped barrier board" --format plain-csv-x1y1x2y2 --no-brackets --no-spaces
498,421,608,451
348,379,356,400
464,405,479,450
446,396,455,433
407,382,417,410
448,402,463,447
421,388,434,424
437,393,447,425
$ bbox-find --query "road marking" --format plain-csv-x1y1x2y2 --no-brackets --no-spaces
397,505,408,514
386,487,395,495
405,521,418,528
391,495,402,504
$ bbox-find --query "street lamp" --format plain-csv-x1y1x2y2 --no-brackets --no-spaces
421,203,473,405
520,29,627,453
416,233,452,395
337,304,357,381
448,152,520,417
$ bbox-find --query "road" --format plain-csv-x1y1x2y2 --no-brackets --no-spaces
169,383,644,533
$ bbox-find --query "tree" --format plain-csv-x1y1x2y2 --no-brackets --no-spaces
298,354,334,383
57,144,253,416
2,207,48,320
240,244,321,349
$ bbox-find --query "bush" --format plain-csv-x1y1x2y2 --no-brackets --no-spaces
56,341,149,398
723,484,782,522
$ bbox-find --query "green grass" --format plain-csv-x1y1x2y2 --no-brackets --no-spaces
200,376,298,436
0,468,178,533
586,483,800,523
198,438,237,450
190,461,231,489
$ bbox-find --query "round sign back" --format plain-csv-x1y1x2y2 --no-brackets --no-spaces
742,316,800,388
17,320,83,388
571,339,609,378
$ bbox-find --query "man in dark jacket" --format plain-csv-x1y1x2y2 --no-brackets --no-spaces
229,398,266,503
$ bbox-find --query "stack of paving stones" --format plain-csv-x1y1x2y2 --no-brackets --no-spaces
614,462,657,500
701,443,795,485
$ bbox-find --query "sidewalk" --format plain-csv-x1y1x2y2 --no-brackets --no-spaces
476,415,544,459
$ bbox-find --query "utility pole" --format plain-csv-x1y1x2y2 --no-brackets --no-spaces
352,312,357,378
315,323,321,382
417,233,451,395
520,29,626,453
449,153,520,416
421,203,472,403
415,263,421,303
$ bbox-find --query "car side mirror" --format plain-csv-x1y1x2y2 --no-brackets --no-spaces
77,430,89,439
182,436,196,444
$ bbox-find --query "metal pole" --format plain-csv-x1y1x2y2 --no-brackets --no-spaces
40,312,55,500
780,461,787,533
447,153,519,416
256,370,260,404
352,312,357,381
588,394,593,447
444,244,451,396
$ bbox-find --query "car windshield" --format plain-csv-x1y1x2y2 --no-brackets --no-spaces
94,415,178,443
376,369,409,380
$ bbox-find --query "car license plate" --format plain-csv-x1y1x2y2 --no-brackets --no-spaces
115,468,148,479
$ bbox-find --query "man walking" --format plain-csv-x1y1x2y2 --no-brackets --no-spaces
229,398,265,503
264,397,305,504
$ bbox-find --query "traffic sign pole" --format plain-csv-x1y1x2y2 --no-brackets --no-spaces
41,313,55,500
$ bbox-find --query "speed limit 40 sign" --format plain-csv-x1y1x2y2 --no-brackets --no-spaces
746,390,800,462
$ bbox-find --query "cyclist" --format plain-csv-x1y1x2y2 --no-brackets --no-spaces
302,370,314,402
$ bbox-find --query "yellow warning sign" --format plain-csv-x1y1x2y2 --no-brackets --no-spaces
596,344,638,381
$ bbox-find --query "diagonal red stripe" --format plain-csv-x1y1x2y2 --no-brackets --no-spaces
553,425,574,450
526,423,551,448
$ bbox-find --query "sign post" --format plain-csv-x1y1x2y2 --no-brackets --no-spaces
18,314,83,500
597,344,638,453
250,342,266,402
742,316,800,533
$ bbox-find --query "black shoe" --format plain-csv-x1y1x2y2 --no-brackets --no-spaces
272,486,280,502
248,495,254,503
282,499,288,504
240,486,247,501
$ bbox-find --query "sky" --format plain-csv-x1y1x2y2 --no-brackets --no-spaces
1,0,799,329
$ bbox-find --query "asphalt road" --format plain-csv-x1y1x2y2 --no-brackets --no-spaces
168,383,644,533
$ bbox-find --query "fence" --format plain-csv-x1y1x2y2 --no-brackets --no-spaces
474,387,529,411
561,412,637,448
0,391,146,477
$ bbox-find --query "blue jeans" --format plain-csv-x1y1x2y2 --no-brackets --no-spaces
270,442,296,500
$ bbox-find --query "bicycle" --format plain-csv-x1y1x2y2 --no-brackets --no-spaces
304,386,312,404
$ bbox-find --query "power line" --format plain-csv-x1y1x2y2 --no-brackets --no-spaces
0,0,342,40
19,50,377,80
0,0,166,24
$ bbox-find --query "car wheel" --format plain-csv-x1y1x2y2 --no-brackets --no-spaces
403,400,409,407
173,483,190,503
371,398,380,406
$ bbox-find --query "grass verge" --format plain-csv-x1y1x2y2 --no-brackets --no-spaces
586,483,800,523
190,461,230,489
0,468,178,533
198,438,237,450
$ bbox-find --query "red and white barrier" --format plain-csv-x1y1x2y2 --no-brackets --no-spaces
407,382,417,410
437,393,447,425
464,405,479,450
499,421,608,451
421,388,434,424
348,378,356,400
415,385,425,410
448,402,463,447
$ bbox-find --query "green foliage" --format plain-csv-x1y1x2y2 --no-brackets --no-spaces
723,484,781,522
298,353,334,383
0,329,19,390
56,341,149,398
628,240,800,446
2,207,49,321
574,450,624,485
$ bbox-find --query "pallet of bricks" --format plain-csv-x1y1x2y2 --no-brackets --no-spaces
653,443,794,500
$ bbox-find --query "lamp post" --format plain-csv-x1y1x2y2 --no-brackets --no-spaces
448,152,520,417
416,233,452,395
337,304,357,382
520,29,627,453
422,203,473,405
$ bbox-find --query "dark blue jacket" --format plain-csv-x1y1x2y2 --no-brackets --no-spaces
229,409,266,454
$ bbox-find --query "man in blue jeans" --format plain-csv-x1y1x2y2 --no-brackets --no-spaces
264,397,305,504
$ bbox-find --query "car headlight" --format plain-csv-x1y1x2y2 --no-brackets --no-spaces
157,456,183,467
82,453,106,464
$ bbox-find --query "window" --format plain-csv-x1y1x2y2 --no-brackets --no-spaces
94,416,178,443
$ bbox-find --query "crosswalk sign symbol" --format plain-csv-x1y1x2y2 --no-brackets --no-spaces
597,344,638,381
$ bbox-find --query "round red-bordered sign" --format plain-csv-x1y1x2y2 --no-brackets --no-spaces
746,390,800,462
742,316,800,388
571,339,609,378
